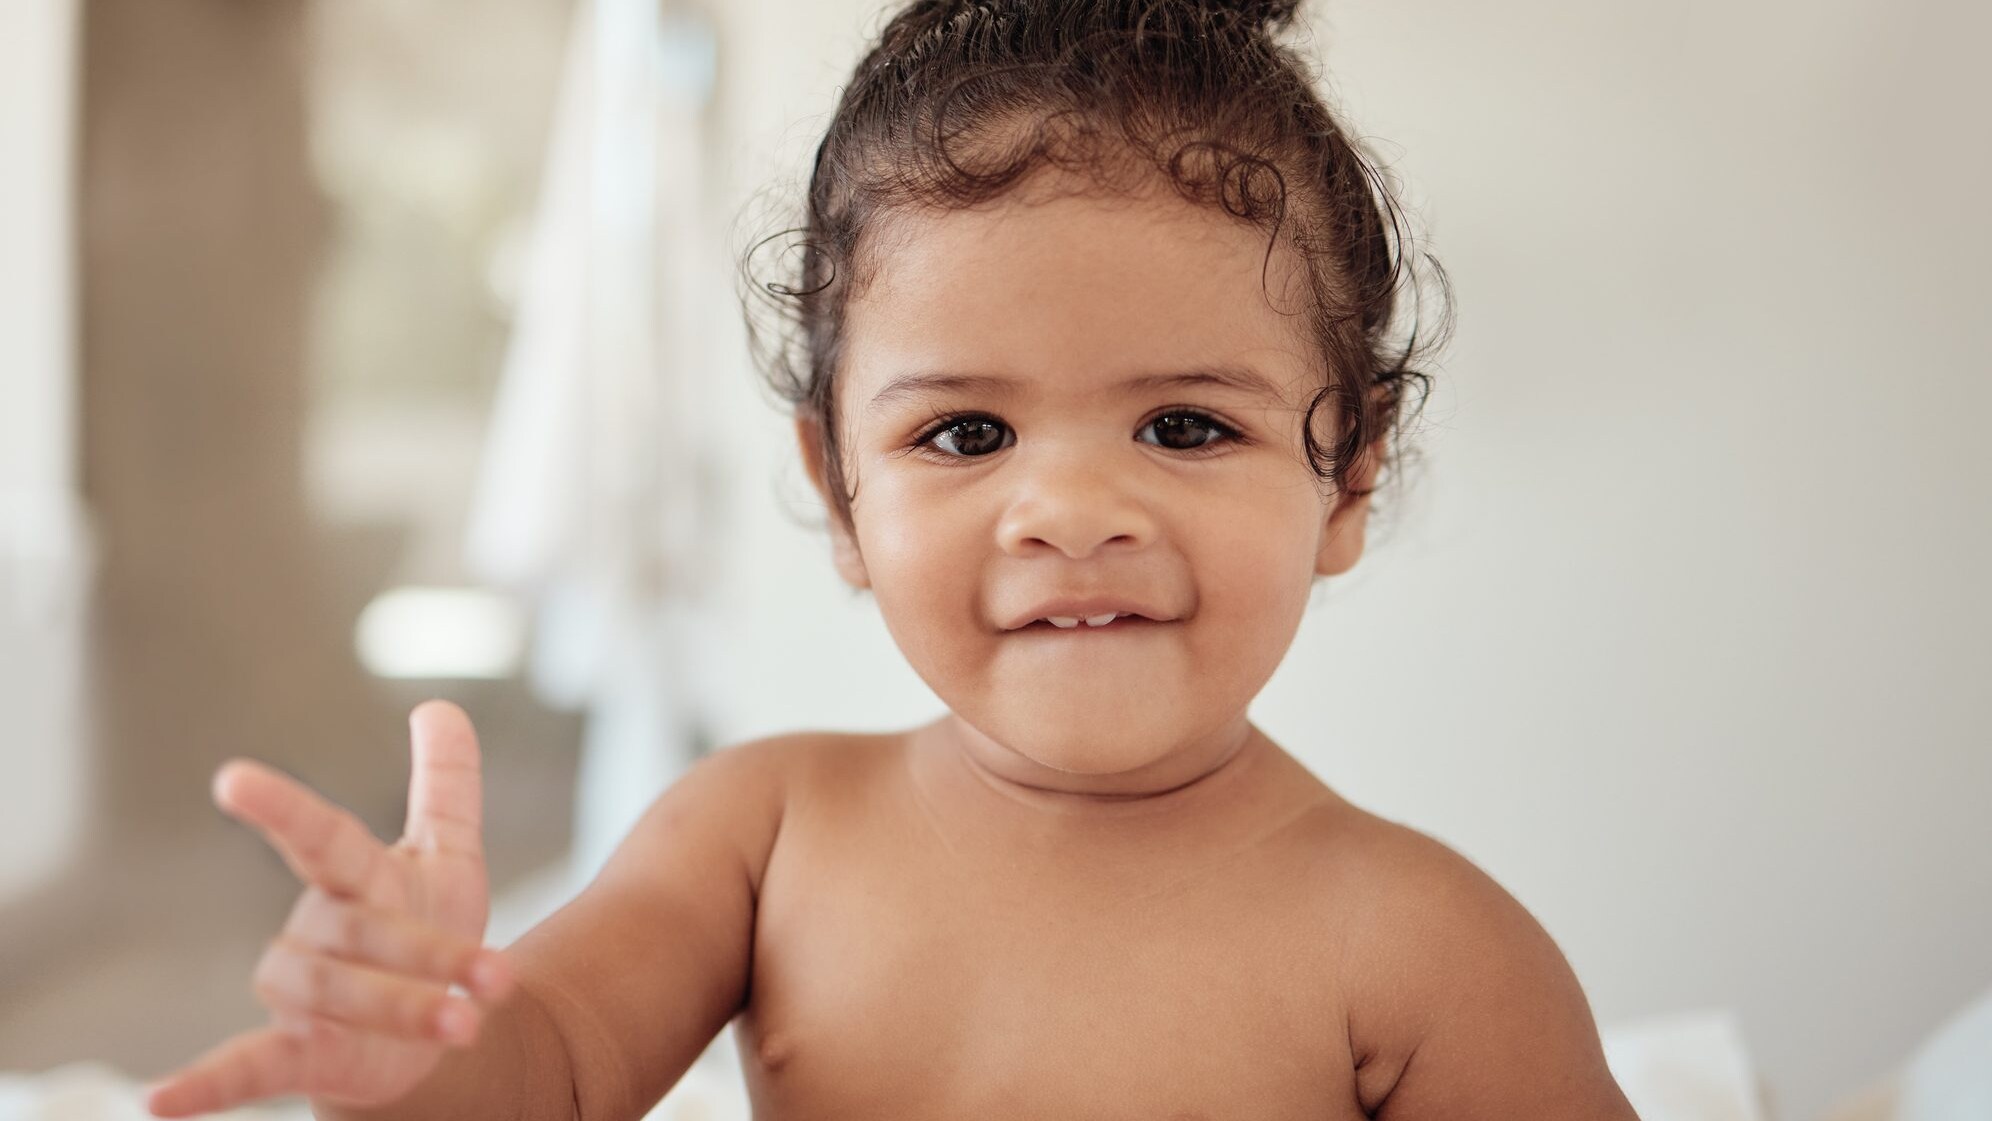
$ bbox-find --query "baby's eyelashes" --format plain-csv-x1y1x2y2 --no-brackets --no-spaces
1135,411,1239,452
924,414,1010,457
909,409,1242,462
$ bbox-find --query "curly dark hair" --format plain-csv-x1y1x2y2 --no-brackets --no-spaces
738,0,1452,543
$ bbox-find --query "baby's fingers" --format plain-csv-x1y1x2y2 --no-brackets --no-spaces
253,939,484,1045
287,887,512,1002
145,1023,307,1118
212,759,387,901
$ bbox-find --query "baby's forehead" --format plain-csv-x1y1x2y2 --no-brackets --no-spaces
857,173,1307,287
841,188,1320,401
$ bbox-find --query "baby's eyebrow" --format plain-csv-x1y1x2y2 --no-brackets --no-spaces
865,364,1286,414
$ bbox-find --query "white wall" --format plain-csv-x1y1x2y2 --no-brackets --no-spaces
691,2,1991,1118
0,0,88,910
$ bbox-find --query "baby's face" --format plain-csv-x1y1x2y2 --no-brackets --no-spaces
802,174,1371,782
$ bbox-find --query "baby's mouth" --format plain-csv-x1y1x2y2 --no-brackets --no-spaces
1021,613,1162,632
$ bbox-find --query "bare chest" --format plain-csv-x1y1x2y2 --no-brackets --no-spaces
735,775,1369,1120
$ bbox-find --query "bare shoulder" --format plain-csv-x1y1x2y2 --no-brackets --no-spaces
675,727,896,867
668,729,859,881
1314,807,1542,952
1315,808,1637,1120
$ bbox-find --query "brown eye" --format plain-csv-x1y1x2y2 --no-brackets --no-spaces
929,417,1011,457
1139,412,1236,452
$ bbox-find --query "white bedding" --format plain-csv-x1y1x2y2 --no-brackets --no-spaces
4,990,1986,1121
0,1041,746,1121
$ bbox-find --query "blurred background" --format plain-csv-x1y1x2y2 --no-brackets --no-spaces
1,1,1987,1120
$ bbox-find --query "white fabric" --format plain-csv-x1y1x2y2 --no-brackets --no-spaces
460,0,722,891
6,996,1988,1120
0,0,89,915
0,1057,744,1121
0,1063,304,1121
0,488,91,909
1600,1008,1768,1121
1895,983,1992,1121
1822,984,1992,1121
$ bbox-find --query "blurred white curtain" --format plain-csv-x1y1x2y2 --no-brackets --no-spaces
463,6,748,1112
0,0,89,913
464,0,721,887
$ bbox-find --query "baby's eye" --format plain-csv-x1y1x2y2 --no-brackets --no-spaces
925,415,1012,458
913,410,1240,461
1138,411,1238,453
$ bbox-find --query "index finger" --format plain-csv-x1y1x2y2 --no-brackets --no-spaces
213,760,388,900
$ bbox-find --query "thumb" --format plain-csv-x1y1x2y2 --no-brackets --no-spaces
402,699,485,860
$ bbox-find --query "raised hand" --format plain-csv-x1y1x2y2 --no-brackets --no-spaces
145,700,516,1118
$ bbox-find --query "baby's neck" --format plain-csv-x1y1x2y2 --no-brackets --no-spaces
907,712,1276,825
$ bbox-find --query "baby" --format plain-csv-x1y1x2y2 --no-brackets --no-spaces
147,0,1639,1118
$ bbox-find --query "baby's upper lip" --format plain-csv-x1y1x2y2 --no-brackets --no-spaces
1002,596,1178,631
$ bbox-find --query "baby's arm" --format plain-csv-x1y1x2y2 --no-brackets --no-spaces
496,734,792,1121
1343,828,1639,1120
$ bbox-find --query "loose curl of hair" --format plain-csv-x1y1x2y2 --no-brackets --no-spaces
738,0,1452,545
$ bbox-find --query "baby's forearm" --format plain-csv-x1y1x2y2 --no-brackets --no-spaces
309,977,578,1121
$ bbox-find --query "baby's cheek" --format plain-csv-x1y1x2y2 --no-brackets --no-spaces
1205,511,1317,607
860,537,990,674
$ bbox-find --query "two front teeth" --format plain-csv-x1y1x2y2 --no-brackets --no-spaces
1042,613,1125,629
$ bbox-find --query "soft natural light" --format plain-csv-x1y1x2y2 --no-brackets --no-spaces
353,585,525,679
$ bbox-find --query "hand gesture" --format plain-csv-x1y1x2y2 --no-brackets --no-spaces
146,700,515,1117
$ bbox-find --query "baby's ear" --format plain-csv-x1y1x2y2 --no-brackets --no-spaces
1316,440,1379,579
794,416,871,590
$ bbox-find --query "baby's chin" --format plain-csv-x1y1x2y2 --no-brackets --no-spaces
1008,736,1169,778
955,705,1208,779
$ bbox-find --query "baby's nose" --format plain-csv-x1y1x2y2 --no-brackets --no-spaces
993,460,1157,560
